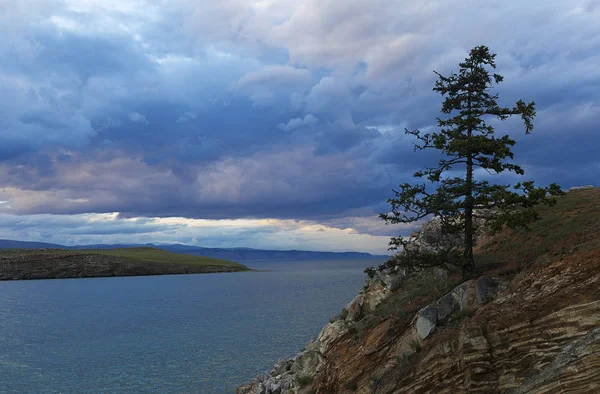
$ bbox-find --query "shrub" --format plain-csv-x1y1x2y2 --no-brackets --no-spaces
409,339,422,353
369,375,381,387
345,381,358,391
339,307,349,320
451,309,475,321
396,352,414,365
364,267,376,278
296,375,314,387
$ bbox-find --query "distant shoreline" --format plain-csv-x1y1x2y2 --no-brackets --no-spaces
0,248,249,281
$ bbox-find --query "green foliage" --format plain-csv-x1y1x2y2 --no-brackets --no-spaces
380,45,562,276
409,339,422,353
451,309,475,321
352,270,460,340
396,352,414,366
364,267,376,278
296,375,314,387
369,375,381,387
339,307,349,320
345,381,358,391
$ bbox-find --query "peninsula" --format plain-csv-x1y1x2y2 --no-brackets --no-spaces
0,247,249,280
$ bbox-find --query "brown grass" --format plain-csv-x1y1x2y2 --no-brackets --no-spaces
474,187,600,276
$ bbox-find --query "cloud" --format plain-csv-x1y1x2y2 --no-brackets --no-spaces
0,0,598,252
176,112,198,123
234,64,311,102
129,112,149,124
0,212,391,254
278,114,318,131
0,75,96,159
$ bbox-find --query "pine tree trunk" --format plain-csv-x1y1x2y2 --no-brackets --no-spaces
464,69,476,278
464,151,476,278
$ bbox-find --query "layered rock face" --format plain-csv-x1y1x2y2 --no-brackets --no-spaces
366,254,600,394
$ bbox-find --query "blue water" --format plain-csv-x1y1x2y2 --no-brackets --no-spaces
0,259,383,393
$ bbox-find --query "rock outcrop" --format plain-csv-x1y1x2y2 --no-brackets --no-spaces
366,254,600,393
237,264,512,394
240,258,599,393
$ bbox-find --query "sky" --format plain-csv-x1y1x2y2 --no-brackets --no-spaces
0,0,598,254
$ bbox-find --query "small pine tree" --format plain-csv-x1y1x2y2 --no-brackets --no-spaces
380,45,562,277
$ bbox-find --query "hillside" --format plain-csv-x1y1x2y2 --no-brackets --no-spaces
0,240,385,261
0,247,248,280
239,187,600,393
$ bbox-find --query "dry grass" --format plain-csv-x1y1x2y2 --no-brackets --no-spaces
475,188,600,276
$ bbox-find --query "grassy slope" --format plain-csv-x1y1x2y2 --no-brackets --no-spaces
0,247,247,269
475,187,600,275
379,187,600,323
89,247,246,268
335,188,600,336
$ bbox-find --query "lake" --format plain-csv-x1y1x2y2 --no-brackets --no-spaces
0,258,384,393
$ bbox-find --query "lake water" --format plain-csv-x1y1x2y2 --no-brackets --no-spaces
0,258,384,393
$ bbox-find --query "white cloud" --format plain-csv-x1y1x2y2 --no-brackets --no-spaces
0,212,390,254
129,112,149,124
278,114,318,131
176,111,198,123
234,64,311,102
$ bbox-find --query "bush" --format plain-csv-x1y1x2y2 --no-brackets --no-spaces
369,375,381,387
396,352,414,366
296,375,314,387
409,339,422,353
451,309,475,322
364,267,376,278
345,381,358,391
339,307,349,320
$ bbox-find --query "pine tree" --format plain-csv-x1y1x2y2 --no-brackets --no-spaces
380,46,562,278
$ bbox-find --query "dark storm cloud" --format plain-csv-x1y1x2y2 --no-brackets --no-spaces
0,0,598,246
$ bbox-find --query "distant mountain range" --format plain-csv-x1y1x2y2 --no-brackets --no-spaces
0,239,389,261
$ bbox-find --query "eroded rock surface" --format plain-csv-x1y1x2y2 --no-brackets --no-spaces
313,255,600,393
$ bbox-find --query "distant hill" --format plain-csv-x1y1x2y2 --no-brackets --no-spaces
0,247,247,281
0,240,388,261
0,240,66,249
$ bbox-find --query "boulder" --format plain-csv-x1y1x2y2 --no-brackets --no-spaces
363,282,389,311
317,320,348,354
292,349,324,376
270,358,293,377
415,305,439,340
475,277,505,305
451,281,472,311
436,293,456,324
378,268,406,291
418,219,463,253
345,293,365,322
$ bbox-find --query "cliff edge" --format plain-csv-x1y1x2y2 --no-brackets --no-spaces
239,187,600,393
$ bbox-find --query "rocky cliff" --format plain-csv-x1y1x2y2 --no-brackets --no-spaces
238,188,600,393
